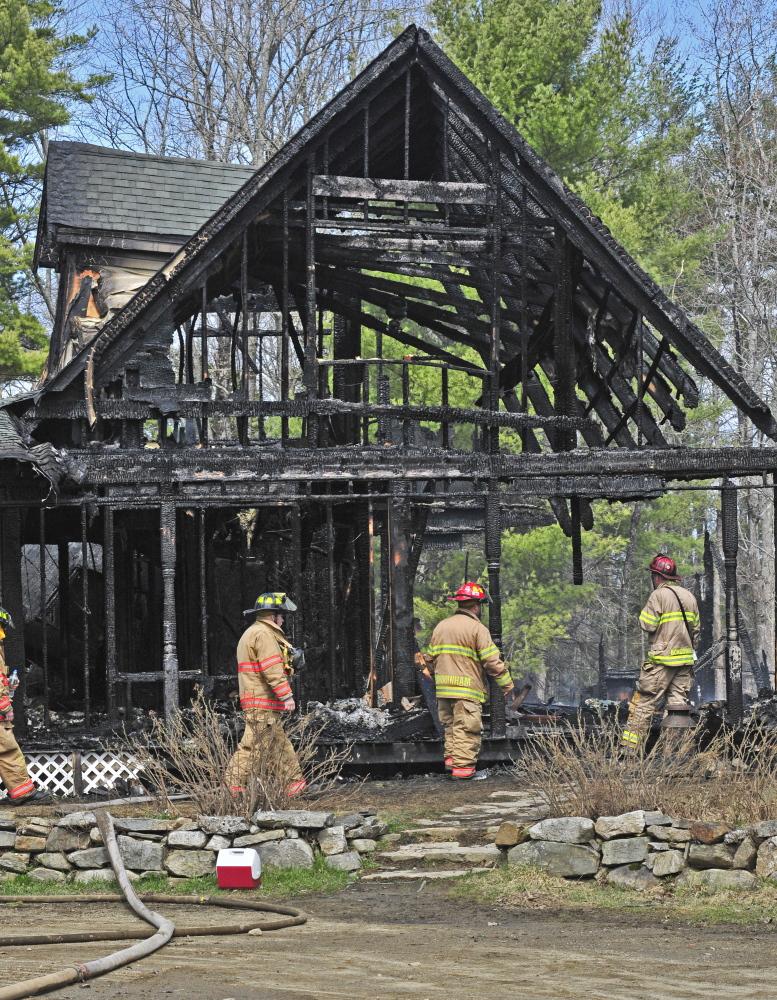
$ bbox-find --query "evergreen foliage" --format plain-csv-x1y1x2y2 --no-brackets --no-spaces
429,0,707,287
0,0,97,386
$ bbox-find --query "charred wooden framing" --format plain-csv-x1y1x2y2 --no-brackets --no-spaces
1,26,776,741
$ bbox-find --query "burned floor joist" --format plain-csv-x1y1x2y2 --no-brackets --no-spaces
0,26,775,750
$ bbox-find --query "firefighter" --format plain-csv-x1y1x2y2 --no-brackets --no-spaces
621,555,700,750
0,607,50,805
428,582,513,779
225,593,306,797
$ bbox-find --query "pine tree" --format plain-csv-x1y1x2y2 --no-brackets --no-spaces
0,0,98,387
429,0,707,288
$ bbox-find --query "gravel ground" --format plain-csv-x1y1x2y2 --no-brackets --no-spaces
1,882,776,1000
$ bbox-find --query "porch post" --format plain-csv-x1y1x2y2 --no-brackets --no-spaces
160,492,179,716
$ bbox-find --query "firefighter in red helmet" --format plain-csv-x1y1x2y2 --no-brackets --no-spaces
621,555,700,750
427,583,513,779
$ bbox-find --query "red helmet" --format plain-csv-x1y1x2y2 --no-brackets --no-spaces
448,582,488,602
646,555,681,580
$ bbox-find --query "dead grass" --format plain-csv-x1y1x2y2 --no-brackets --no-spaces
516,717,777,826
450,864,777,925
115,694,349,818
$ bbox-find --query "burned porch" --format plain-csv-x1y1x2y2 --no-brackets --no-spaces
1,26,776,767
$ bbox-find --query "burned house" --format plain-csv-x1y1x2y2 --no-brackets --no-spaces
1,26,775,766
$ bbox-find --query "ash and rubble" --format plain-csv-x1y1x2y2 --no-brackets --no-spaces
308,698,437,742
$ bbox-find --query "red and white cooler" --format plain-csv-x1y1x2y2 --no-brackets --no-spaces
216,847,262,889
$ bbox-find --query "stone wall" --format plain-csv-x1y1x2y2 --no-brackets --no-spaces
497,811,777,891
0,808,388,884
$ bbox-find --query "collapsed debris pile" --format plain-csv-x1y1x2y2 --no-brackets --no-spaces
0,807,389,884
308,699,437,743
744,691,777,730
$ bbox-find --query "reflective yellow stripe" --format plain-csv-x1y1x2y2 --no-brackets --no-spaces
478,644,499,660
436,687,487,703
639,611,659,626
435,674,484,702
656,611,699,625
495,673,512,688
621,730,640,744
429,644,478,657
648,649,694,665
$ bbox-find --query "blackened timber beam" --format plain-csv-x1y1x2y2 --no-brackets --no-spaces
0,509,26,736
388,480,414,703
313,175,494,205
578,270,698,406
318,233,489,254
590,341,667,448
576,366,637,449
418,36,776,436
315,244,497,273
574,290,687,430
39,507,49,726
317,264,528,331
526,367,606,449
59,445,777,486
80,503,90,727
160,493,179,716
722,484,743,720
104,506,117,723
485,479,506,736
318,256,547,306
57,539,70,709
553,228,577,452
489,146,503,454
501,390,575,534
199,508,209,679
575,313,685,431
313,263,497,347
311,287,490,371
510,474,664,498
494,296,553,398
443,92,725,427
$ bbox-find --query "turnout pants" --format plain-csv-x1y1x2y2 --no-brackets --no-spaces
437,698,482,767
225,709,302,792
623,660,694,744
0,724,34,800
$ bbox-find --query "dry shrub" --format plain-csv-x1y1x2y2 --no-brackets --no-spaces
516,716,777,827
118,694,349,818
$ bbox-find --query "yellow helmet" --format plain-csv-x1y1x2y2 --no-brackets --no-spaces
243,592,297,615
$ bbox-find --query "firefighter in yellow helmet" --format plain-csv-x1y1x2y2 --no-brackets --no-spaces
0,607,49,805
427,583,513,779
621,555,700,750
225,593,306,797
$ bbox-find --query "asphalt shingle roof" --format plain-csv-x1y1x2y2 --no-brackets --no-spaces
43,141,257,238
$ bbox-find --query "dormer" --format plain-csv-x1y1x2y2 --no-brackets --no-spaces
35,141,255,375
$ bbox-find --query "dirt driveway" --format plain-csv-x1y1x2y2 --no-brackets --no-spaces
2,882,776,1000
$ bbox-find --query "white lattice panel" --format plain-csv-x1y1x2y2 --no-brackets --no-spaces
0,751,142,799
26,753,73,796
81,752,140,793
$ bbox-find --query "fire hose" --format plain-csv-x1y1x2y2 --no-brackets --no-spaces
0,810,308,1000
